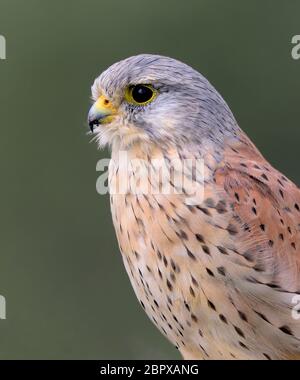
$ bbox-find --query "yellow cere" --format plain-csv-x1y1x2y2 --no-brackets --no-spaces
94,95,118,124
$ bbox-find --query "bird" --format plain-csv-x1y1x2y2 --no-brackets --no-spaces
87,54,300,360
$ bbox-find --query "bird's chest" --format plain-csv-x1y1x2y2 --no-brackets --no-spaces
108,155,245,359
107,147,281,360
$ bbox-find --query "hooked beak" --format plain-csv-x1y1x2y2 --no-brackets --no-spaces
88,95,118,132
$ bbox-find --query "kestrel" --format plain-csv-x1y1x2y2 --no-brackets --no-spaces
88,54,300,360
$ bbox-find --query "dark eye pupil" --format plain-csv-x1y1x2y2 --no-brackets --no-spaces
131,85,153,103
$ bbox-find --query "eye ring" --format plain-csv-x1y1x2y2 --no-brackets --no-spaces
125,84,157,106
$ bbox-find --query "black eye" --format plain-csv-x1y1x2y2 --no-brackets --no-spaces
131,85,155,104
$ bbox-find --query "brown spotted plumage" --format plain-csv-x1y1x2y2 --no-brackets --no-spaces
88,54,300,359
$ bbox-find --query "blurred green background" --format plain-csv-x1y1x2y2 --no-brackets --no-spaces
0,0,299,359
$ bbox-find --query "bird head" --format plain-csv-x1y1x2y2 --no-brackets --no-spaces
88,54,238,151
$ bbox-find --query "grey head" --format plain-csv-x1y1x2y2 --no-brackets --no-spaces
88,54,239,150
